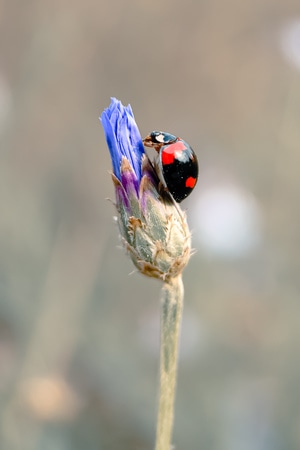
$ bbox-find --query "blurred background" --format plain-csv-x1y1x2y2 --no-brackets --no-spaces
1,0,300,449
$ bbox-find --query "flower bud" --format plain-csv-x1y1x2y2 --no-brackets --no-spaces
101,98,191,281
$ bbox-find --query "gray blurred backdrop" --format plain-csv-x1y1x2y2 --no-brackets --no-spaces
1,0,300,449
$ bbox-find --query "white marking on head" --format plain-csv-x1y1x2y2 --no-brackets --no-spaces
156,133,165,143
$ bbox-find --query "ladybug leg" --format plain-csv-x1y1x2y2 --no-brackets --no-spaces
157,179,176,203
159,183,185,217
143,135,162,152
152,159,179,208
142,134,153,147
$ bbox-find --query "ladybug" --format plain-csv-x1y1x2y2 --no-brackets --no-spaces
143,131,198,203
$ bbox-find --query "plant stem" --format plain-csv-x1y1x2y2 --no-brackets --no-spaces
155,275,184,450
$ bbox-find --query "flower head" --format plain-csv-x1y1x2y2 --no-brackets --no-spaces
100,98,191,280
101,98,144,182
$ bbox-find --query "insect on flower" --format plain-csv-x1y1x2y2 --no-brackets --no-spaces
143,131,199,203
100,98,192,281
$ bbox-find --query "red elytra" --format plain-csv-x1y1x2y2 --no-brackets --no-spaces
161,141,187,165
185,176,197,188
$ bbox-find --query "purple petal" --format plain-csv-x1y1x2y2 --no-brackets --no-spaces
100,98,145,182
120,165,139,198
101,108,122,178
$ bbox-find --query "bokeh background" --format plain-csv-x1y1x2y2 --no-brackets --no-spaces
1,0,300,449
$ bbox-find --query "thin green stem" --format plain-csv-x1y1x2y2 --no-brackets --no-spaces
155,275,184,450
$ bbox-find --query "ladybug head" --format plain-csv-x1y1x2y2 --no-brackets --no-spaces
143,131,177,151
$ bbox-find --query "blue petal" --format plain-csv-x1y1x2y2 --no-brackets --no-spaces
100,98,145,181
